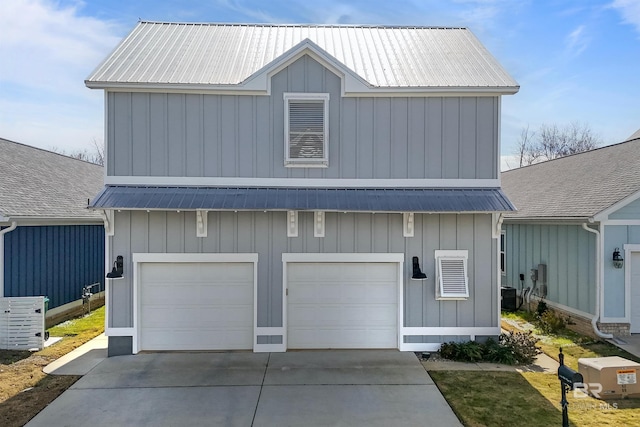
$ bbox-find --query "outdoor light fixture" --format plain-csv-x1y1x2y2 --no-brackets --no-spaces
411,256,427,280
612,248,624,269
106,255,124,279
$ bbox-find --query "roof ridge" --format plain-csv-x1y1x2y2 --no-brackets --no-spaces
502,137,640,174
137,20,468,30
0,137,103,168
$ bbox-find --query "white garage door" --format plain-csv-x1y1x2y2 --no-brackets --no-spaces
631,253,640,333
287,262,398,349
139,262,253,351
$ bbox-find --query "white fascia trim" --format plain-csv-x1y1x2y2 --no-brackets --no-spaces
593,189,640,222
2,218,103,226
282,253,404,263
104,176,501,188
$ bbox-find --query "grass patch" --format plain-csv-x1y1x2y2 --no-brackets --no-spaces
430,371,559,426
431,371,640,427
0,306,104,427
501,310,640,370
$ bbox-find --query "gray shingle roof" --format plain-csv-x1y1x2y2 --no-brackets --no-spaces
501,136,640,220
0,138,104,221
86,22,519,91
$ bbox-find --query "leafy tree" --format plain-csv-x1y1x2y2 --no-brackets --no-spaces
515,122,600,167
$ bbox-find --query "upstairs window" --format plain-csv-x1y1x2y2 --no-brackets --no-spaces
435,250,470,300
284,93,329,167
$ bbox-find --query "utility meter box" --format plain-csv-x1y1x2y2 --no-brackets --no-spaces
578,356,640,399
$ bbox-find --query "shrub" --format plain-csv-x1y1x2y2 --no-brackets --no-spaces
439,340,484,362
537,309,567,335
437,332,540,365
499,331,541,365
482,337,517,365
535,300,548,317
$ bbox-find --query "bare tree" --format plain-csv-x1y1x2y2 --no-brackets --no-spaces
514,122,600,166
51,138,105,166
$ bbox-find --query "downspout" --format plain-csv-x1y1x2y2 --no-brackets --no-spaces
0,221,18,298
582,223,614,339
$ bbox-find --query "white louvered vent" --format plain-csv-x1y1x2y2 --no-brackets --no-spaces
284,93,329,165
435,250,469,300
0,296,46,350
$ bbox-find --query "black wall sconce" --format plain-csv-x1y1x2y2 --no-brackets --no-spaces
411,256,427,280
612,248,624,269
106,255,124,279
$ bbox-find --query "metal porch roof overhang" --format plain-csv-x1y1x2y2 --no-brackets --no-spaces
90,186,515,213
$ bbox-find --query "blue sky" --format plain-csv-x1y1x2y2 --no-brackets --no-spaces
1,0,639,169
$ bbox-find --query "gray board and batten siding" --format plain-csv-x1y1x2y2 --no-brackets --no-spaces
108,210,499,342
502,223,596,316
106,55,500,180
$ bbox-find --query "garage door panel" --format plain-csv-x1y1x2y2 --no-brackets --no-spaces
287,262,398,349
139,262,253,351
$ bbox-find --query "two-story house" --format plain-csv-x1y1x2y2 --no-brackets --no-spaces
87,22,519,356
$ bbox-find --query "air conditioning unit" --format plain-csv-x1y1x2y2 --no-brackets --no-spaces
501,287,517,311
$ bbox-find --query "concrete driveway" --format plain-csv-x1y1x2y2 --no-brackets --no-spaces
28,350,461,426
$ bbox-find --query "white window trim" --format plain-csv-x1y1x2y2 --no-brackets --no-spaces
284,92,329,167
435,249,470,300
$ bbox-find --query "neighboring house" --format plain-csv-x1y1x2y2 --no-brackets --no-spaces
501,131,640,337
0,138,105,323
86,22,519,356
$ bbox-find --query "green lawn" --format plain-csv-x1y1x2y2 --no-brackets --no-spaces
427,310,640,426
431,371,640,427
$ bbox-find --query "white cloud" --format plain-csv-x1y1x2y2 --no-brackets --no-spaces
0,0,123,150
565,24,590,57
610,0,640,35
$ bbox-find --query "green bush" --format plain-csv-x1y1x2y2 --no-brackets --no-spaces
535,300,548,317
438,332,540,365
537,309,567,335
499,331,541,365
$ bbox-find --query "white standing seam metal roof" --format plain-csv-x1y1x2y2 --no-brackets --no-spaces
86,22,519,92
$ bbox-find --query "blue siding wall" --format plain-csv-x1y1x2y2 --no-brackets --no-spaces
3,225,105,309
503,223,596,315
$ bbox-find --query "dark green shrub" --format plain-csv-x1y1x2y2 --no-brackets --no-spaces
482,337,517,365
535,300,548,317
537,309,567,335
437,332,540,365
438,341,484,362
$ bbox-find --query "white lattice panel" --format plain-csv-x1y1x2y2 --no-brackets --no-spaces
0,297,45,350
